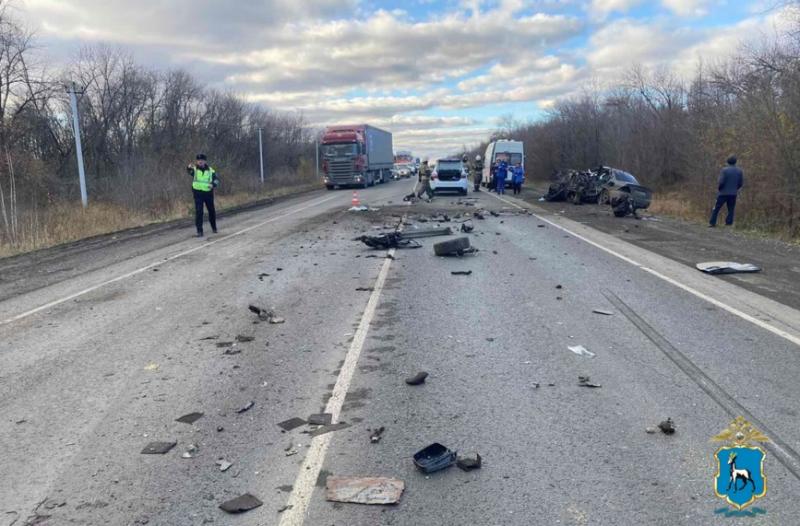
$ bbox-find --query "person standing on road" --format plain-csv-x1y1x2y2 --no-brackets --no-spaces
416,158,434,201
495,160,508,194
512,164,524,195
709,156,744,227
187,153,220,237
472,155,483,192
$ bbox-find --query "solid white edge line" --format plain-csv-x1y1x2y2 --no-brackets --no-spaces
279,248,396,526
0,193,339,326
490,192,800,348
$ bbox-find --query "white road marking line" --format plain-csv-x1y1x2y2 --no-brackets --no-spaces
490,192,800,348
0,194,339,326
279,248,396,526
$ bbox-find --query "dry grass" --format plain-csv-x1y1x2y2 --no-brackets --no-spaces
0,182,320,259
648,192,710,223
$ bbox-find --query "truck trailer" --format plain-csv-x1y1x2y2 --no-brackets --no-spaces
321,125,393,189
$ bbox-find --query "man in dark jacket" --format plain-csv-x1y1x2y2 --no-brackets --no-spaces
472,155,483,191
187,153,220,237
709,156,744,227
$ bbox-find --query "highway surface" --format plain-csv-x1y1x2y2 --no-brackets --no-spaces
1,180,799,525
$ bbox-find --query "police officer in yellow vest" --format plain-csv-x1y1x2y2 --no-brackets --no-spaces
186,153,220,237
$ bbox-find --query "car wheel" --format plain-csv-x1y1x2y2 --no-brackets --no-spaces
326,185,334,191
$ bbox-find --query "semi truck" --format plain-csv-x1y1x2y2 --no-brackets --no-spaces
321,125,393,189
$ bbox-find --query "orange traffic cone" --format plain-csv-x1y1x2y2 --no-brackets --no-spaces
352,191,361,207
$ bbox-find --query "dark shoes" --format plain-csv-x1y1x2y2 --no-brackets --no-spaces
196,231,204,237
212,228,218,234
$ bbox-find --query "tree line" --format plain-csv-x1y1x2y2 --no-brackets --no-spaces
481,11,800,238
0,2,316,249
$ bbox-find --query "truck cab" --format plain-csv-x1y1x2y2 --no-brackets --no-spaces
321,125,393,189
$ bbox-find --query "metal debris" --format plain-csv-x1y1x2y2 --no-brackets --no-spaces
592,309,614,316
658,418,676,435
308,413,333,426
433,236,475,257
181,444,198,459
354,232,421,250
696,262,761,275
413,442,457,473
216,459,233,472
645,427,657,434
141,441,177,455
451,270,472,276
568,345,595,358
405,371,428,385
355,287,374,292
236,401,255,414
277,417,307,431
577,375,601,388
457,452,482,471
236,335,255,342
309,422,351,437
370,426,385,443
175,412,204,425
326,477,404,505
219,493,263,514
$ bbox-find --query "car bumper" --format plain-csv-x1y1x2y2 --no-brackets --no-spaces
431,180,468,192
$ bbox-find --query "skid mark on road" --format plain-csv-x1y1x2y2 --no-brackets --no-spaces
0,194,338,327
278,248,396,526
605,289,800,482
490,192,800,348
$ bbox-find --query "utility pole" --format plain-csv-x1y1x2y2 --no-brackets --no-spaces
67,82,88,208
258,127,265,184
315,136,319,180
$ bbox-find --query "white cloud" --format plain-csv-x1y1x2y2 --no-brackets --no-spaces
661,0,713,17
589,0,643,18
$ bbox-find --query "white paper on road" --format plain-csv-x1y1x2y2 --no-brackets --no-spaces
568,345,596,358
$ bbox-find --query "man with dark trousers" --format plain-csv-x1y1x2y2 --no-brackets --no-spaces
187,153,220,237
709,155,743,227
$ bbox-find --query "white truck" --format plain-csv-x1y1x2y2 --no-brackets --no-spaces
482,140,524,188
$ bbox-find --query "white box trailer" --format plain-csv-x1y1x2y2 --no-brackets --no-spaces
482,140,524,188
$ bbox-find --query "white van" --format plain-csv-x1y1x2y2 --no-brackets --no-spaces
482,140,524,188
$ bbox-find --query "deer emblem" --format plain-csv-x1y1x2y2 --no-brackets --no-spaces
727,453,756,493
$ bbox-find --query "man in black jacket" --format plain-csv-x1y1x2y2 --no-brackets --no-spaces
709,156,744,227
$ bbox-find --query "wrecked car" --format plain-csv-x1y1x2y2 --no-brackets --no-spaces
592,167,652,217
544,170,601,204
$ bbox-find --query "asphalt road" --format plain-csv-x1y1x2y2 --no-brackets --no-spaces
1,180,799,525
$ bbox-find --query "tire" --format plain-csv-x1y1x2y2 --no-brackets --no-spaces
434,236,471,257
460,189,468,195
326,185,334,191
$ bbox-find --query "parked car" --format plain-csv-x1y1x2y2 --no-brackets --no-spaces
431,158,468,195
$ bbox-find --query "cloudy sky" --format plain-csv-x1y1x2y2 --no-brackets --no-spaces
18,0,791,158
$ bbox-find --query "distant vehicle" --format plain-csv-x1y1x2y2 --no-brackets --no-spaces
393,151,416,178
393,163,412,179
431,158,468,195
321,125,393,189
482,140,524,188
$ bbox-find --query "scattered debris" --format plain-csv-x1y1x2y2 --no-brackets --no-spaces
537,224,546,228
592,309,614,316
645,427,657,434
277,504,293,513
141,441,177,455
568,345,595,358
236,401,255,414
369,426,385,443
413,442,457,473
457,452,482,471
219,493,263,514
216,341,234,348
143,363,159,372
248,304,285,324
460,222,474,233
405,371,429,385
258,273,270,281
223,348,241,355
175,412,204,425
309,422,351,437
277,417,307,431
355,232,421,250
577,375,602,388
355,287,374,292
326,476,404,505
216,459,233,472
556,284,563,289
236,335,255,343
696,262,761,275
489,211,499,217
308,413,333,426
433,236,475,257
451,270,472,276
181,444,198,459
658,418,676,435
